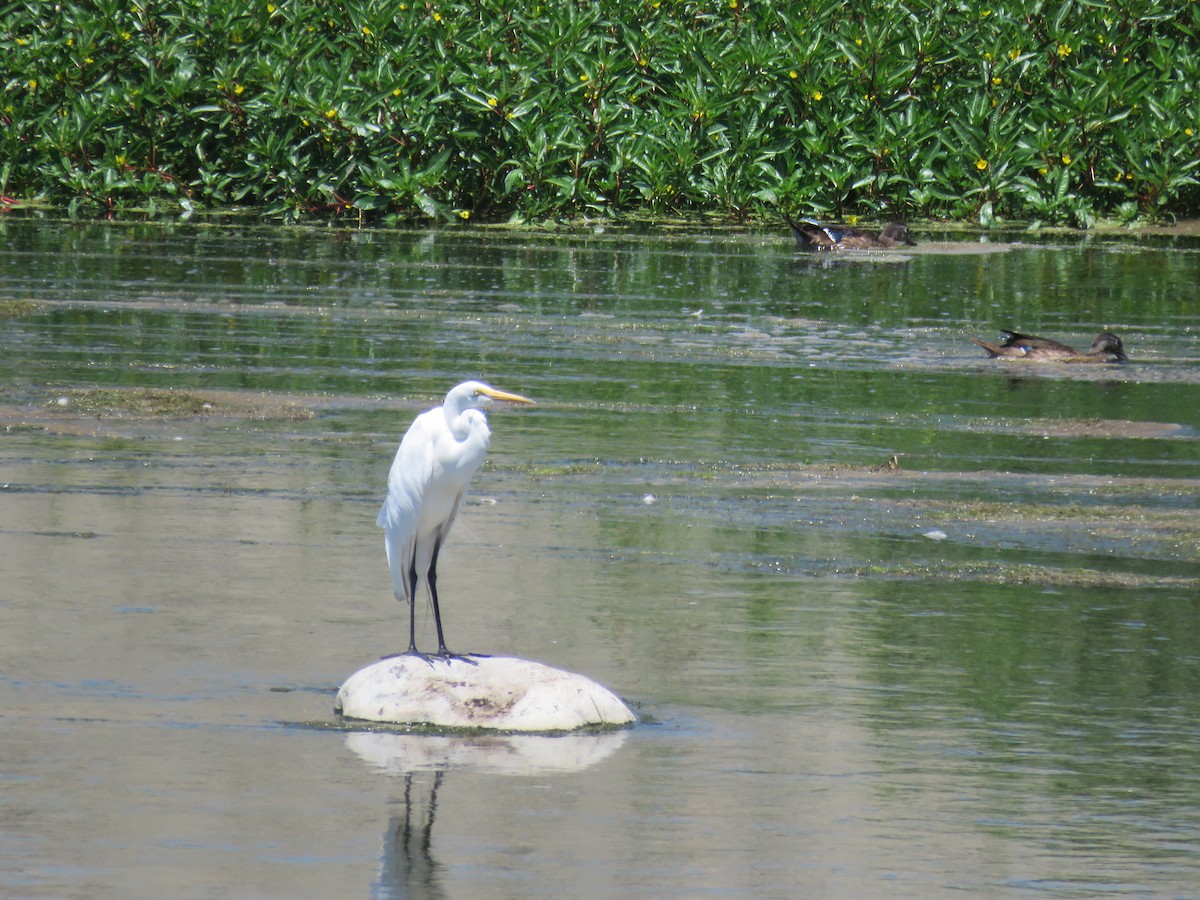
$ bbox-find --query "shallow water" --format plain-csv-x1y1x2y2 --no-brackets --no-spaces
1,219,1199,898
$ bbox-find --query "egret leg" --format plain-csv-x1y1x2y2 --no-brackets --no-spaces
425,540,485,664
406,558,421,655
427,537,450,657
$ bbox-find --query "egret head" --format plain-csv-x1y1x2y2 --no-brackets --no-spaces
447,380,535,412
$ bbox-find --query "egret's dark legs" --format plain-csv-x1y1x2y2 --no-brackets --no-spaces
426,541,485,664
427,538,450,657
406,559,421,655
386,537,480,665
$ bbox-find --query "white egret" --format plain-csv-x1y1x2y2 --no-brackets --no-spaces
377,380,534,658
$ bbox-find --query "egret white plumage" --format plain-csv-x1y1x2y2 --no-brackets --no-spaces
377,381,534,658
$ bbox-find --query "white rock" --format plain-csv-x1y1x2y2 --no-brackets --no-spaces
334,655,635,732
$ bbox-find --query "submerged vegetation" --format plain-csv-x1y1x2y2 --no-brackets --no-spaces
0,299,39,318
44,388,315,419
56,388,220,417
2,0,1198,225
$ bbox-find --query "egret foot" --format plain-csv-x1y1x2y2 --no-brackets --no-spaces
437,651,484,666
378,649,489,666
380,647,436,663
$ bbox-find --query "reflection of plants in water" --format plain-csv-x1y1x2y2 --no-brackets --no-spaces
858,578,1200,799
3,2,1197,223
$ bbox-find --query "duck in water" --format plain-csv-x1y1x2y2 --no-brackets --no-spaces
972,330,1127,362
784,214,915,251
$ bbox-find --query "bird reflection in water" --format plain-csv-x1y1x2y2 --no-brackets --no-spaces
373,772,446,900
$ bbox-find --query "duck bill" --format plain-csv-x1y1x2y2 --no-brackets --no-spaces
481,387,535,405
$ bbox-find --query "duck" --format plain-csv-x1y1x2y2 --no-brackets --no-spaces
784,213,915,251
972,330,1128,362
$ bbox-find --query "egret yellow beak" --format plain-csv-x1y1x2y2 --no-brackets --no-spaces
480,387,534,405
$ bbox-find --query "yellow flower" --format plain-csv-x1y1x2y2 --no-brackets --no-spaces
788,70,798,79
432,11,441,22
121,31,132,41
1061,153,1072,165
976,158,988,171
115,155,126,166
325,108,337,119
1008,48,1021,60
487,96,498,107
992,76,1002,85
1187,128,1195,137
234,84,244,95
362,26,371,36
1039,166,1048,175
580,74,589,82
1057,43,1071,57
811,90,823,101
392,88,401,97
458,210,470,219
28,79,38,91
266,3,275,12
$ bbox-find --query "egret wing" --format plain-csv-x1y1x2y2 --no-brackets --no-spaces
377,409,439,601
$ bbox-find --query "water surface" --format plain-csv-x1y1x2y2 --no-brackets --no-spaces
2,219,1199,898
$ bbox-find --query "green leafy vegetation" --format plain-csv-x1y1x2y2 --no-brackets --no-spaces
3,0,1197,224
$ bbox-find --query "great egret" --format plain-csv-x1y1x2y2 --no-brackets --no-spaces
377,381,534,658
973,330,1127,362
